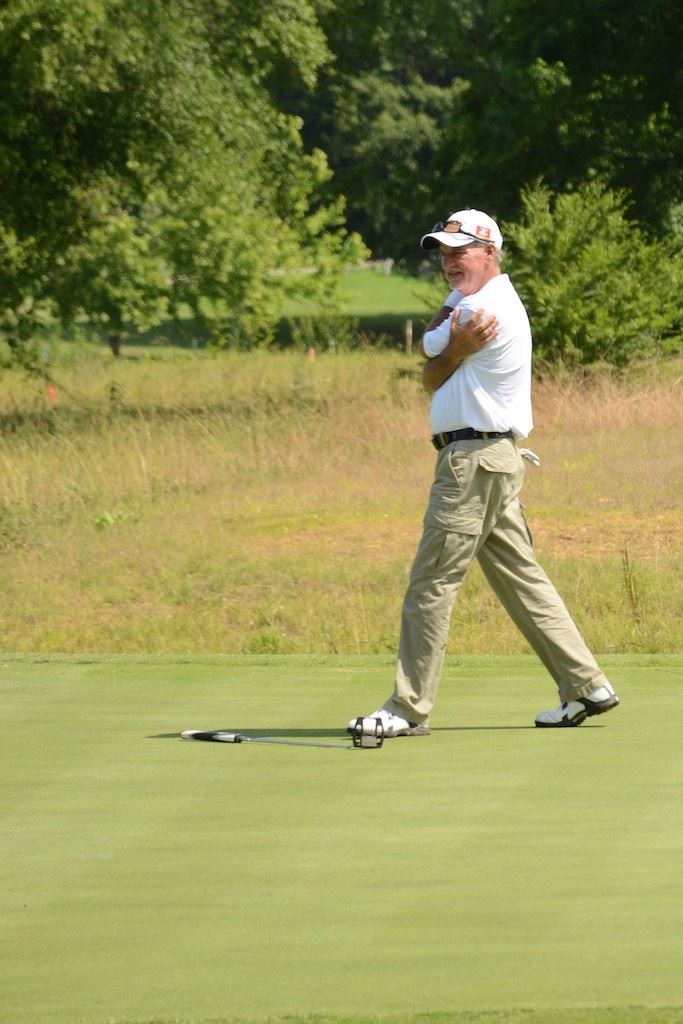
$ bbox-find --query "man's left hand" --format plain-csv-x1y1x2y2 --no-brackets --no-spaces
448,307,498,358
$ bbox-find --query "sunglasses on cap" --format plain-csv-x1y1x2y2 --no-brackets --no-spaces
430,219,493,242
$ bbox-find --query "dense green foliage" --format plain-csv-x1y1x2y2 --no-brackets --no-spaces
298,0,683,261
503,182,683,367
0,0,681,365
0,0,365,367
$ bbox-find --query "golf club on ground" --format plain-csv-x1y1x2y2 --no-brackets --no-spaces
181,719,384,750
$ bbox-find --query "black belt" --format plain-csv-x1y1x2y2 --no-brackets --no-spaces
432,428,514,451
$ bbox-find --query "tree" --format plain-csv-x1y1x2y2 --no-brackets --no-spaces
283,0,682,261
0,0,365,368
444,0,683,231
286,0,490,259
503,181,682,367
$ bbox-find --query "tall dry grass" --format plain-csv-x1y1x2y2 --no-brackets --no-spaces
1,349,681,655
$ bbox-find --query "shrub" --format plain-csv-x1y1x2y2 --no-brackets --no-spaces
503,181,683,368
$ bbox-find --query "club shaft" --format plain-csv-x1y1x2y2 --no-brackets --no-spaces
182,729,350,749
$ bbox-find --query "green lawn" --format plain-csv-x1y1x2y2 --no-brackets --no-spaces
337,266,434,317
1,654,681,1024
278,265,436,345
280,265,434,318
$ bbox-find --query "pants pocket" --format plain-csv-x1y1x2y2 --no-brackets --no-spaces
426,449,484,533
447,449,474,487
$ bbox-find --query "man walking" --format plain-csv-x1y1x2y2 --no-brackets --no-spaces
350,209,618,734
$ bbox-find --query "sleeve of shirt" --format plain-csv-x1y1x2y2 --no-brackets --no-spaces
423,293,477,357
422,314,452,357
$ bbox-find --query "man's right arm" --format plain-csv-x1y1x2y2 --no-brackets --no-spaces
419,306,452,357
419,289,462,356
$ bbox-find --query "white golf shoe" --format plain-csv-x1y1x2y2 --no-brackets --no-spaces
535,683,620,728
347,707,430,738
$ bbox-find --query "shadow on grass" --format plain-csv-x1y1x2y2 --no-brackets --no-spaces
276,312,431,348
53,311,433,353
150,729,347,739
147,723,562,740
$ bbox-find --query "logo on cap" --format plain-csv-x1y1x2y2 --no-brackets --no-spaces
444,220,491,240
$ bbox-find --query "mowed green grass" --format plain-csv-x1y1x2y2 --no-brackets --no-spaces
281,265,435,318
1,654,681,1024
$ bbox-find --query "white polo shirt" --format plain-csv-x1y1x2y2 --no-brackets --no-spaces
423,273,533,439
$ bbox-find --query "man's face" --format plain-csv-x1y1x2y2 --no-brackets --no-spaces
439,242,496,296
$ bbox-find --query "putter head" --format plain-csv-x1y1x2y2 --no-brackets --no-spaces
351,716,385,749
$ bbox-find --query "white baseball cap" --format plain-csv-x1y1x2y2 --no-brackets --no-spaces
420,209,503,251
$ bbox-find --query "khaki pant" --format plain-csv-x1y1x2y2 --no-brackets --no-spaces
386,438,609,724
